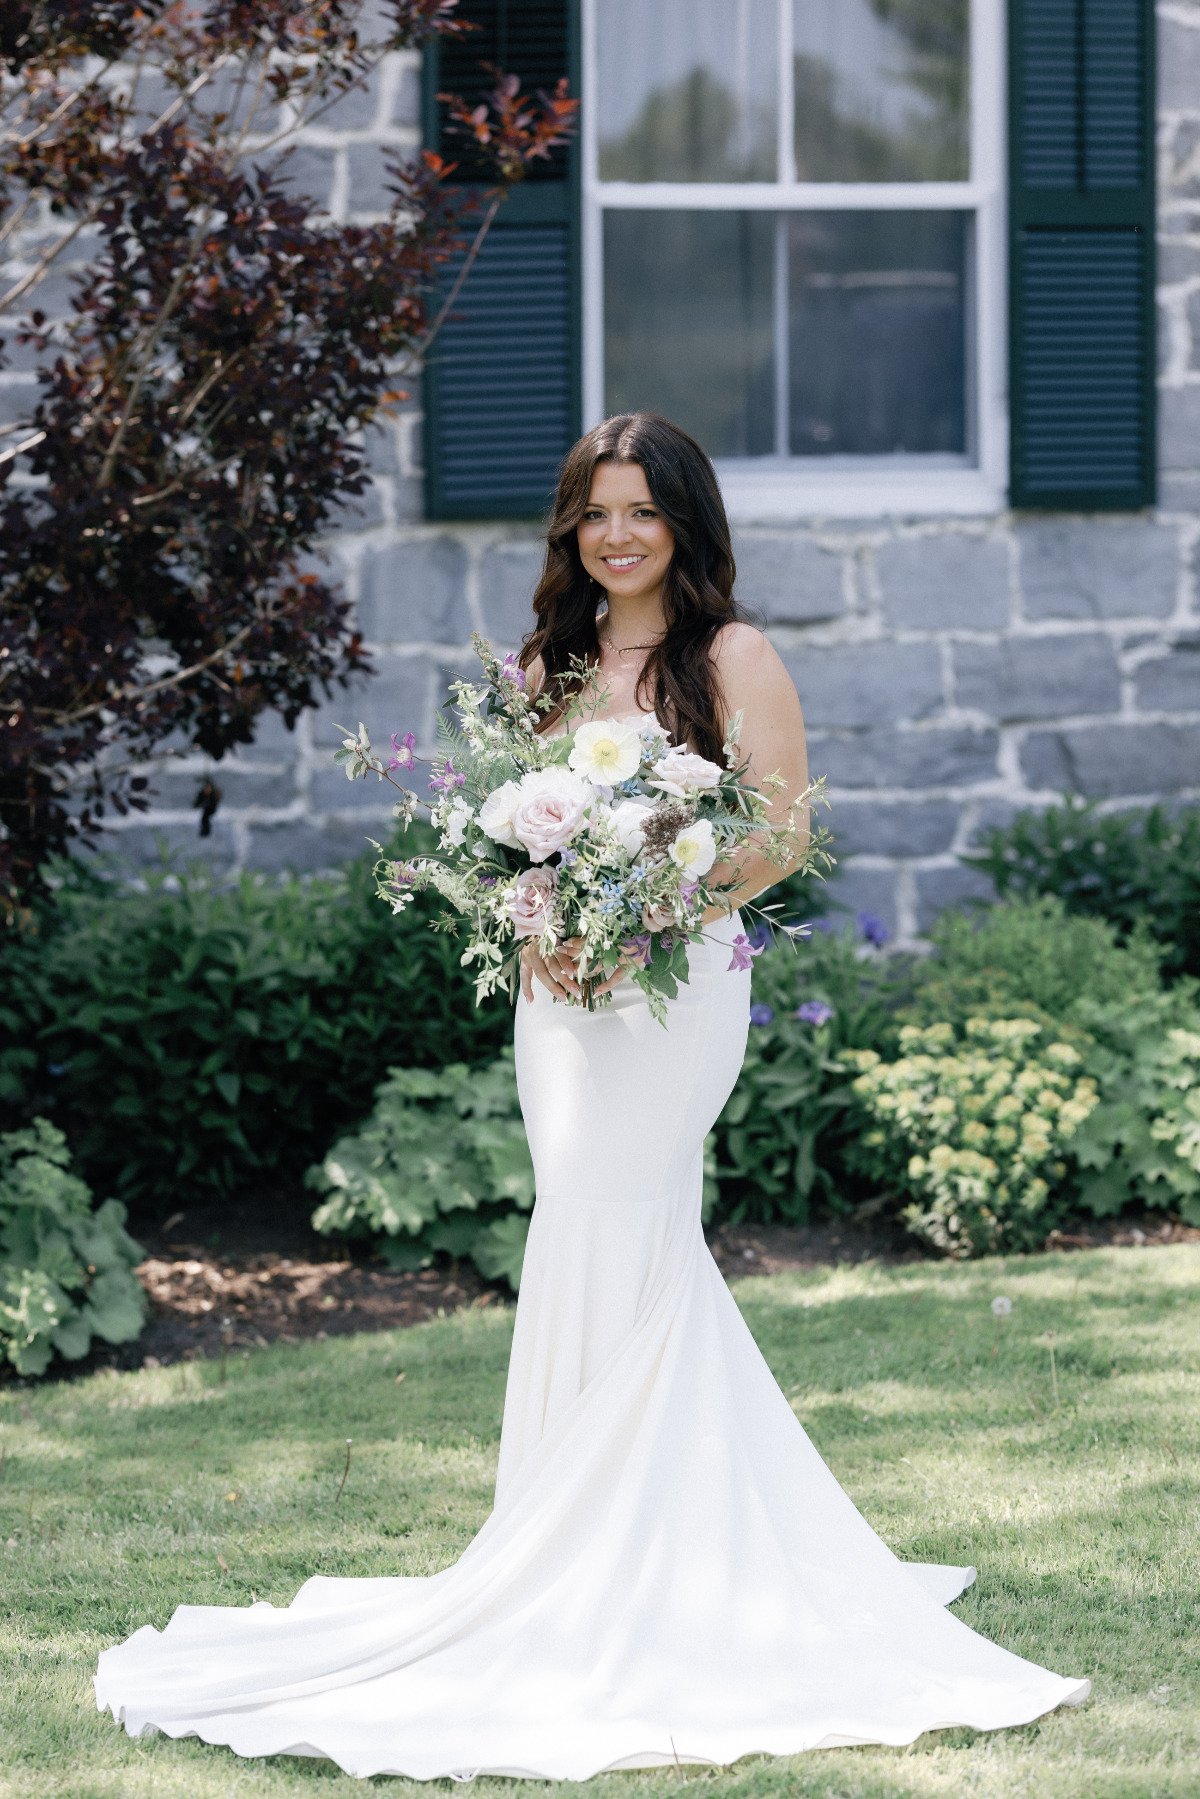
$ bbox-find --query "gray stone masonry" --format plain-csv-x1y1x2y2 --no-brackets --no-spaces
4,11,1198,946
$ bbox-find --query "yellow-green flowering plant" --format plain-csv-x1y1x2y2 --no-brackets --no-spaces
843,1018,1099,1258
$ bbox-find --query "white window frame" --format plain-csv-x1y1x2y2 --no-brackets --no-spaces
580,0,1007,520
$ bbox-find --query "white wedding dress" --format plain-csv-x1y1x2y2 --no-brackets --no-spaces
94,906,1091,1780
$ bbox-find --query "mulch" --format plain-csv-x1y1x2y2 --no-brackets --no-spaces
7,1195,1199,1387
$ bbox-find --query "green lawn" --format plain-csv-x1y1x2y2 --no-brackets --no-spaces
2,1245,1197,1799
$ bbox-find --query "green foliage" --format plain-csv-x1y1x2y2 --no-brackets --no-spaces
306,1049,534,1291
964,796,1200,983
905,894,1163,1028
0,1118,147,1377
1067,996,1200,1226
0,827,511,1212
844,1019,1100,1258
709,927,905,1225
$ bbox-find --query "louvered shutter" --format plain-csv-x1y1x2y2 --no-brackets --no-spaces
421,1,580,520
1008,0,1157,509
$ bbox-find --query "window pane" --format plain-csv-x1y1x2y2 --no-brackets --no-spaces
604,211,774,457
598,0,778,182
788,211,967,454
793,0,970,181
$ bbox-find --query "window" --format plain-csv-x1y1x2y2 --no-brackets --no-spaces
421,1,1155,521
581,0,1006,516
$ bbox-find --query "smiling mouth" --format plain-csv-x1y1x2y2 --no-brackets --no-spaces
602,555,646,570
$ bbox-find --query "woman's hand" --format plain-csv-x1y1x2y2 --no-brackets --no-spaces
519,935,636,1003
519,934,583,1003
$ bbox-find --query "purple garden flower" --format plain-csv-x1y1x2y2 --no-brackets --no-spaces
621,933,653,967
749,1002,775,1027
747,918,773,950
679,878,700,902
500,653,527,691
857,909,891,948
795,1000,834,1026
387,730,416,771
429,757,466,792
727,931,765,973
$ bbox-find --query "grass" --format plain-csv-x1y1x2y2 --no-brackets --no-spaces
1,1244,1197,1799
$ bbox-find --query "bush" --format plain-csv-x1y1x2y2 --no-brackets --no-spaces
709,918,907,1225
844,1020,1099,1258
0,1119,148,1377
306,1049,536,1291
0,827,511,1215
964,797,1200,983
1067,996,1200,1225
904,894,1164,1028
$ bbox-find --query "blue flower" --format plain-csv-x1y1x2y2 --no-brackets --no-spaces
857,909,891,948
795,1000,834,1026
747,919,772,950
749,1002,775,1027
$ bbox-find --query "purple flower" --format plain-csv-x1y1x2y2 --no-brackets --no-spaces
857,909,891,948
500,652,527,691
727,930,765,973
679,878,700,902
749,1002,775,1027
796,1000,834,1027
387,729,416,771
621,933,653,967
429,757,466,793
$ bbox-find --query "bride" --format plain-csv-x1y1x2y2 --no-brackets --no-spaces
94,412,1091,1781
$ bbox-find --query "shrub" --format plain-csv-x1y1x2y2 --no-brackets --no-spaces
1067,996,1200,1225
0,1119,148,1378
904,894,1163,1029
844,1020,1099,1258
964,797,1200,983
306,1049,536,1291
0,827,511,1214
709,919,907,1224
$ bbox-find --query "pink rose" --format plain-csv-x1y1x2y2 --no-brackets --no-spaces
509,769,591,863
506,866,559,938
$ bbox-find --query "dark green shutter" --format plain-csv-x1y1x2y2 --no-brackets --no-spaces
422,1,580,521
1008,0,1157,509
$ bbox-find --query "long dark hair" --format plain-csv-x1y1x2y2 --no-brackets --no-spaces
517,412,754,764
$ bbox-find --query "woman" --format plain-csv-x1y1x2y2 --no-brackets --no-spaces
94,414,1090,1780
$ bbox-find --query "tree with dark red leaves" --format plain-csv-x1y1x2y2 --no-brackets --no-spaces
0,1,576,923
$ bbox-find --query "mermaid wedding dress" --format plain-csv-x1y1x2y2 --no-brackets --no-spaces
94,906,1091,1780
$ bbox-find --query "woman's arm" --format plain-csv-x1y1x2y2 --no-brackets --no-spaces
700,624,810,928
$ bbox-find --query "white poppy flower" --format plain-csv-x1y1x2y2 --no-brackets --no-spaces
568,718,643,784
668,819,717,877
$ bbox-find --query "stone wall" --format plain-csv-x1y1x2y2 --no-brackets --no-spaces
6,7,1199,943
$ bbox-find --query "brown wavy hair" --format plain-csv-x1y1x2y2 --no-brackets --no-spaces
516,412,756,763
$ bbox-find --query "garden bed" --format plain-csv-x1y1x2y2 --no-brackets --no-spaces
13,1193,1194,1387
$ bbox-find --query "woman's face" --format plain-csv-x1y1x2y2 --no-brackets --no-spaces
576,460,675,604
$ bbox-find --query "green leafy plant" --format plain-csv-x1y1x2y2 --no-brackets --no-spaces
964,797,1200,983
709,920,907,1224
0,826,511,1213
903,894,1164,1029
0,1118,148,1377
306,1049,535,1291
1066,996,1200,1224
844,1019,1099,1258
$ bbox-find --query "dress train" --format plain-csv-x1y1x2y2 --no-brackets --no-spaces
94,907,1090,1780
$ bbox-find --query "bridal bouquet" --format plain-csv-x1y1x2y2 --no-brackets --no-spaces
334,632,830,1024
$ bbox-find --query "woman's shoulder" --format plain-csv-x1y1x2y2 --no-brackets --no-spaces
710,619,771,671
